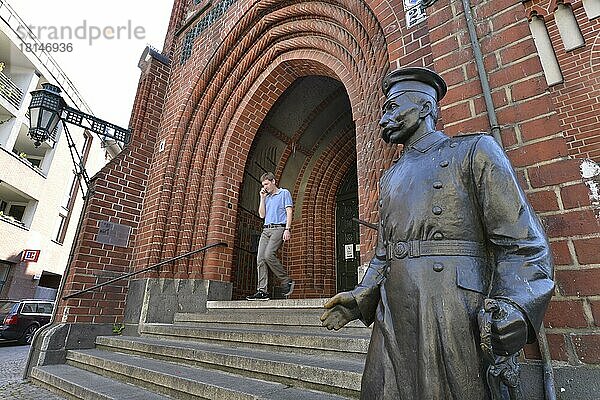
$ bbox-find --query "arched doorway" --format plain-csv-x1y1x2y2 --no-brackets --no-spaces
231,75,356,300
135,0,391,290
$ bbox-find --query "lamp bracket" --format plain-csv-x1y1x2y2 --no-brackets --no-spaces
62,106,131,145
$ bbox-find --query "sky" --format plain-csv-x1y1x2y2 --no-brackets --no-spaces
8,0,174,128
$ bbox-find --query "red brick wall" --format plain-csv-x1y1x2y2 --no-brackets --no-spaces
525,0,600,160
524,0,600,364
57,0,600,365
426,0,600,365
54,53,170,324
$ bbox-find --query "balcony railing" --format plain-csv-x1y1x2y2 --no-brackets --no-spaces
0,0,93,115
0,70,24,109
0,212,27,229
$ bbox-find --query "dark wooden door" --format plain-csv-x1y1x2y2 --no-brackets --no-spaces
335,167,359,292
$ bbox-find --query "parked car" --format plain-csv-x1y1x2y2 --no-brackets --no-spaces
0,299,54,344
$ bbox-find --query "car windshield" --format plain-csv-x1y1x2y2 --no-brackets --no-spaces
0,301,18,314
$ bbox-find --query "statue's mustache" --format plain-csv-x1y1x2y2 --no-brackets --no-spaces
381,122,404,138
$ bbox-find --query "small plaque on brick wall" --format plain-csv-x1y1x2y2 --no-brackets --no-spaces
96,220,132,247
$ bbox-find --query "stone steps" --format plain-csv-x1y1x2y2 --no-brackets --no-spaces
174,300,366,334
95,335,363,395
31,364,170,400
140,323,369,359
30,299,368,399
196,300,367,333
63,348,352,400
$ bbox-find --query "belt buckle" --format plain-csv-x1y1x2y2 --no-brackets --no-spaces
394,242,409,259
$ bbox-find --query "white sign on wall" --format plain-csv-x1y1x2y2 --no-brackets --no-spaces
344,244,354,260
404,0,427,29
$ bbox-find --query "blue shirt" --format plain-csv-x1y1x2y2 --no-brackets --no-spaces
264,188,293,225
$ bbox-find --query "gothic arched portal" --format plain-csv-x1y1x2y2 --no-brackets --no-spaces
232,76,357,299
136,1,392,295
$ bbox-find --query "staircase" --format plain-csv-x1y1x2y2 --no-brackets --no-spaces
30,299,370,399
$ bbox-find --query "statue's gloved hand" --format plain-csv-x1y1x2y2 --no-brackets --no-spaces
320,291,361,331
490,300,529,356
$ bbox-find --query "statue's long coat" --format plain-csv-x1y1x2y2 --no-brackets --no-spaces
353,131,554,399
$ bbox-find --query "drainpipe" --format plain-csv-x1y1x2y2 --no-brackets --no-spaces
537,325,558,400
460,0,503,146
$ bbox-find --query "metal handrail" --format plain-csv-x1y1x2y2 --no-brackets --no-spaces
63,242,228,300
352,217,378,230
0,70,24,109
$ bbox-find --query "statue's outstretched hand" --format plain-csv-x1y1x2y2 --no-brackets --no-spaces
320,291,361,330
490,300,529,356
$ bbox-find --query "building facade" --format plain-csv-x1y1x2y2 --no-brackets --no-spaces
0,1,114,301
39,0,600,377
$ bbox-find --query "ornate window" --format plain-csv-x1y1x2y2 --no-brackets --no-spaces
529,15,564,85
555,3,585,50
582,0,600,19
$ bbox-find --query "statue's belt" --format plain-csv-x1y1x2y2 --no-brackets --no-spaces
387,240,486,259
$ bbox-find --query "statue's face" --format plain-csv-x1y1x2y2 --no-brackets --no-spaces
379,93,423,145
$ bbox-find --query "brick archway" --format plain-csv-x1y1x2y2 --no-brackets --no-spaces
136,0,393,284
229,72,357,299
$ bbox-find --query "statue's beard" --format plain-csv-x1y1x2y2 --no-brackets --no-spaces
382,124,414,144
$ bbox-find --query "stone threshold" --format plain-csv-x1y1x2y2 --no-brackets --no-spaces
207,298,330,309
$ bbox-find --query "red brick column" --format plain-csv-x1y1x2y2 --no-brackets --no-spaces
54,48,170,325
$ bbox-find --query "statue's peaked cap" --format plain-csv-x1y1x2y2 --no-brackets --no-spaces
382,67,447,101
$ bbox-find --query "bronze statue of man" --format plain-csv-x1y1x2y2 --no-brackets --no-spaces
321,67,554,399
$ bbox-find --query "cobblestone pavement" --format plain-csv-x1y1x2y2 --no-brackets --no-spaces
0,342,66,399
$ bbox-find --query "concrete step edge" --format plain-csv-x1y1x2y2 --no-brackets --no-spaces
64,351,271,400
172,321,369,336
93,336,363,390
207,299,329,309
31,364,169,400
139,324,369,354
67,348,358,399
173,312,367,330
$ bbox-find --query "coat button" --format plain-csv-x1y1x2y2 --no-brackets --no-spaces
433,232,444,240
433,263,444,272
379,199,383,207
432,206,443,215
433,181,443,189
450,142,457,148
439,161,449,167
